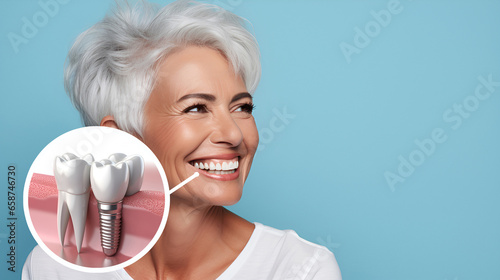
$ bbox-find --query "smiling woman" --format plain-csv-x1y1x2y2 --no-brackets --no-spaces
22,1,341,279
140,46,259,207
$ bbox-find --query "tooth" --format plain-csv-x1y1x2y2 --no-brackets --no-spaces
118,155,144,196
108,153,127,163
91,161,129,256
109,154,144,196
54,153,93,253
61,153,78,161
99,159,113,165
215,170,221,174
194,162,199,169
236,161,239,168
209,162,215,170
215,163,222,170
222,162,228,170
204,163,209,169
200,162,205,169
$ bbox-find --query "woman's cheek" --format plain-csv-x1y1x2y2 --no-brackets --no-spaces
241,118,259,152
145,118,198,154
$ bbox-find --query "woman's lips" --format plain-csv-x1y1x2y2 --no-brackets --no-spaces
189,156,240,181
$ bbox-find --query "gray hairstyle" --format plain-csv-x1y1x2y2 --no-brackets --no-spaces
64,0,261,136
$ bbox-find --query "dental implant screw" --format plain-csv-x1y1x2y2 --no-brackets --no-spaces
97,201,123,256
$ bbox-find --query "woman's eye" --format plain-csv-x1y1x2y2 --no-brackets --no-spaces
235,103,255,114
183,104,208,113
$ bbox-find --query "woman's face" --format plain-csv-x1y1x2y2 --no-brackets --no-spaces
142,46,259,206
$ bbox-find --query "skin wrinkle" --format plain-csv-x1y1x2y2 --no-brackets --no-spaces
102,46,259,279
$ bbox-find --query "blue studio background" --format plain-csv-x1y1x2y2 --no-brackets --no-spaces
1,0,500,279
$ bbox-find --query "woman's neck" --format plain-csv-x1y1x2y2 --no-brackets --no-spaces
125,198,254,280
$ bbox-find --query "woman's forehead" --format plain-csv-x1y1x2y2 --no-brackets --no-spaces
152,46,247,102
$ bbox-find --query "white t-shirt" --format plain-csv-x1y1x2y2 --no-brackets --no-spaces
23,223,342,279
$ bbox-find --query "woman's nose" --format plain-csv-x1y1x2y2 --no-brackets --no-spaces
209,111,243,147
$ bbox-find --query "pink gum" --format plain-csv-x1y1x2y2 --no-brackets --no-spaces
28,173,166,267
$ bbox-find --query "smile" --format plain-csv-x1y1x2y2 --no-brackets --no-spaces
190,158,239,175
188,156,240,181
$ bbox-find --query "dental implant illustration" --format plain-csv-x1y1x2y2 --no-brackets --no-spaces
90,155,144,256
54,153,94,253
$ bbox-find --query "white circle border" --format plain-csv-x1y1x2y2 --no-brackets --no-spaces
23,126,170,273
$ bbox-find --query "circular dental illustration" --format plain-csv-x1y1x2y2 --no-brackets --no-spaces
23,126,169,272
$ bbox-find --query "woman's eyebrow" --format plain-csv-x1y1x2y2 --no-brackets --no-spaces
176,92,252,103
231,92,252,103
177,93,216,103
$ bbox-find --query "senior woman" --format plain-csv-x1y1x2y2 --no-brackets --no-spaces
22,1,341,279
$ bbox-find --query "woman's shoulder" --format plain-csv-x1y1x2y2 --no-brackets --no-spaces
254,223,331,254
258,223,340,261
220,223,342,280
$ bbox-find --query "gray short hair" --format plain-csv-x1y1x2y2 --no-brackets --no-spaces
64,0,261,136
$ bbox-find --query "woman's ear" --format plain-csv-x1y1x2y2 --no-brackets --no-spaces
100,115,144,141
100,115,119,128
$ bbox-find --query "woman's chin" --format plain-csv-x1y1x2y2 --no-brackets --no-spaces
199,184,243,206
170,182,243,207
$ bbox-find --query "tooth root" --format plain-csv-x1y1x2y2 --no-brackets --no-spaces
194,162,199,168
57,191,89,253
222,162,228,170
57,192,70,247
215,163,222,171
66,192,90,253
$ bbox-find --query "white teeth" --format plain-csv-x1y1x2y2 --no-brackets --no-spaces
54,153,94,253
192,160,239,172
108,153,127,163
99,159,113,165
206,169,236,174
91,161,129,203
108,154,144,197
